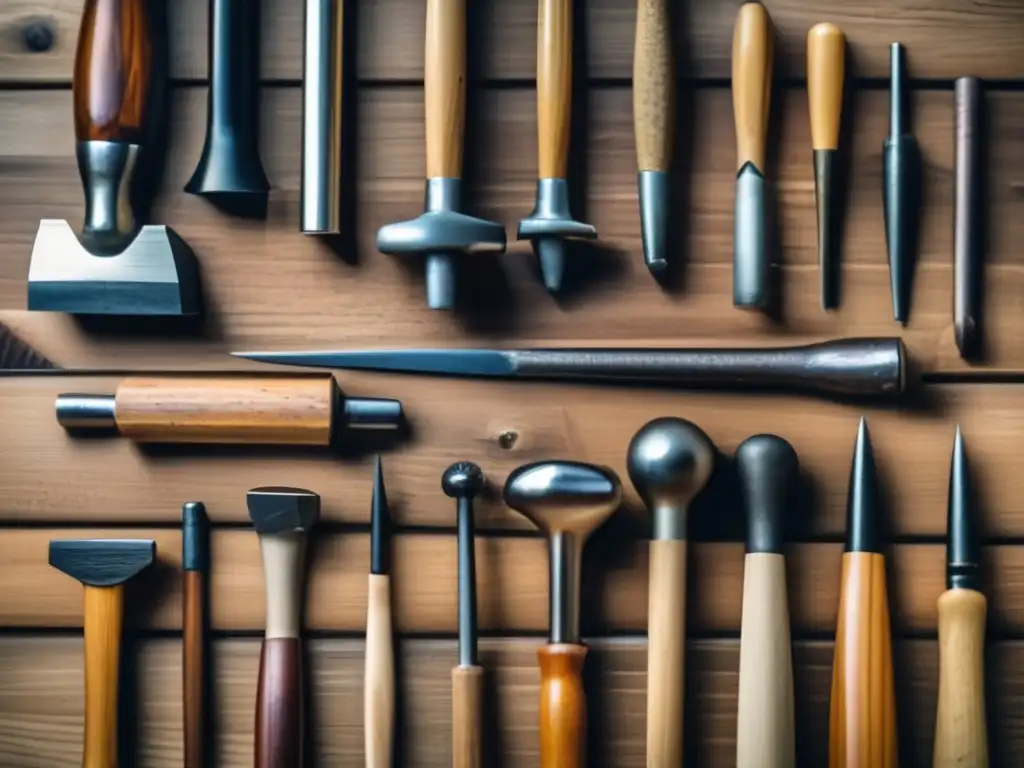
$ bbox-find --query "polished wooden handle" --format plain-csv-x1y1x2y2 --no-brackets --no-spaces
807,23,845,151
633,0,674,172
829,552,898,767
114,376,336,445
452,665,484,768
425,0,466,178
83,584,124,768
255,637,304,768
537,0,573,178
364,574,395,768
646,539,686,766
736,553,795,767
259,531,308,640
74,0,152,143
934,588,989,767
731,2,773,171
183,571,205,768
538,643,587,768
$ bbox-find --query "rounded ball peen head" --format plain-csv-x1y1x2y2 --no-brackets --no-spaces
502,460,621,539
735,434,798,554
442,461,485,499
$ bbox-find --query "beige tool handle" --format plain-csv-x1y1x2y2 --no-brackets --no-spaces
736,553,795,767
365,573,395,768
425,0,466,178
646,539,686,766
732,2,773,171
83,584,124,768
452,665,484,768
537,0,573,178
633,0,674,172
934,588,989,767
807,23,845,151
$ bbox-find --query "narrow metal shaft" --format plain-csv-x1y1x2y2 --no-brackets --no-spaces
954,77,984,360
549,531,582,645
457,496,478,667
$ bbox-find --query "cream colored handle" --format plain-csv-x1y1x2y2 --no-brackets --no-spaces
807,23,845,151
732,2,773,171
736,553,795,767
934,588,989,767
258,532,308,640
646,539,686,767
425,0,466,178
364,574,395,768
538,0,572,178
452,665,484,768
633,0,674,172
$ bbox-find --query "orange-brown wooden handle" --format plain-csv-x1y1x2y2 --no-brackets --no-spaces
537,0,573,178
633,0,674,172
425,0,466,178
829,552,898,768
113,376,337,445
255,637,304,768
74,0,153,143
183,571,205,768
732,2,773,171
83,584,125,768
646,539,686,766
807,23,845,151
452,665,484,768
538,643,587,768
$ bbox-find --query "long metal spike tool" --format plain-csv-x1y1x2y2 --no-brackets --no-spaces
249,486,320,768
28,0,201,316
731,2,774,309
365,457,395,768
735,435,798,768
183,502,210,768
828,419,898,766
377,0,506,309
233,337,907,399
627,418,715,767
518,0,596,293
633,0,674,277
49,538,157,767
503,461,621,768
807,23,846,310
934,427,989,767
954,77,985,361
443,461,486,768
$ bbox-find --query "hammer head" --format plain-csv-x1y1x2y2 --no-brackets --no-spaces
49,539,156,587
377,210,506,257
503,461,621,539
247,486,321,535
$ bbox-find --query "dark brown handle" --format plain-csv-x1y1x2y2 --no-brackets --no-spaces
538,643,587,768
183,571,205,768
255,637,304,768
73,0,153,143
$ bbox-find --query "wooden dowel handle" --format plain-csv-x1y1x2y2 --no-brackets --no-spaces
255,637,304,768
183,571,205,768
537,643,587,768
537,0,573,179
633,0,674,172
934,588,989,767
736,553,795,767
364,574,395,768
732,2,773,171
807,23,845,151
452,664,484,768
83,584,124,768
646,538,686,766
425,0,466,178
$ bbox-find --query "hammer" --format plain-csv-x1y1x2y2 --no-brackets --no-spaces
376,0,507,309
49,538,156,767
27,0,200,316
503,460,621,768
249,486,321,768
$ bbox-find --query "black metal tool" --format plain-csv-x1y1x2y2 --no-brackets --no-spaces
954,77,985,361
183,502,210,768
365,457,394,768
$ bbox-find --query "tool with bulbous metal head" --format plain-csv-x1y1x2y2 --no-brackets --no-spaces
954,77,985,361
503,460,621,768
735,434,798,767
365,457,395,768
627,418,715,767
183,502,210,768
376,0,506,309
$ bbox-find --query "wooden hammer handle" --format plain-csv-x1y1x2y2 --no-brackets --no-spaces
452,665,484,768
83,584,124,768
646,539,686,766
538,643,587,768
255,638,304,768
537,0,573,179
807,23,845,151
732,2,773,171
633,0,674,172
183,571,205,768
364,574,395,768
425,0,466,178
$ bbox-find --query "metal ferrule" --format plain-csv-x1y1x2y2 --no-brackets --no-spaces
954,77,984,360
813,149,839,309
457,497,478,667
549,530,583,645
55,393,117,430
638,170,670,277
426,177,460,213
425,178,461,309
182,501,210,572
340,397,404,431
518,178,596,294
78,140,139,256
733,162,768,308
652,504,686,541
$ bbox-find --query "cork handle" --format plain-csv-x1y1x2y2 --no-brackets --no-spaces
537,0,572,178
538,643,587,768
83,585,124,768
425,0,466,178
364,574,395,768
732,2,773,171
633,0,674,172
807,23,845,151
452,665,484,768
646,539,686,766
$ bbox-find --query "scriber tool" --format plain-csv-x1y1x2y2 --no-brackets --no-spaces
365,457,395,768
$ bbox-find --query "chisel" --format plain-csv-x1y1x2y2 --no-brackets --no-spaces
954,77,985,361
365,457,395,768
183,502,210,768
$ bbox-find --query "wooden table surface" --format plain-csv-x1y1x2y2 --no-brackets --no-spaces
2,0,1024,765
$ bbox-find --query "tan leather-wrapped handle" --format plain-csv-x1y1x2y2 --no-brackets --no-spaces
538,643,587,768
732,2,773,171
364,573,395,768
646,539,686,766
425,0,466,178
633,0,674,172
537,0,573,178
452,665,484,768
807,23,845,151
83,585,124,768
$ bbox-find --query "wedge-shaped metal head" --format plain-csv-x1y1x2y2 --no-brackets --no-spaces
28,221,202,316
247,486,321,534
49,539,156,587
377,210,506,256
502,460,621,539
516,179,597,241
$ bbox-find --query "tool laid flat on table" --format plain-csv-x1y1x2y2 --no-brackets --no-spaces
183,502,210,768
627,418,715,767
365,458,395,768
28,0,201,316
50,538,156,768
954,77,985,361
234,337,906,399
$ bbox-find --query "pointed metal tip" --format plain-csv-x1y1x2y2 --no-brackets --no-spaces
537,238,566,293
846,417,882,554
370,455,389,575
947,426,980,591
638,170,670,279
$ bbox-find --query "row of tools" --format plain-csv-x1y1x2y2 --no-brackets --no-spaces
22,0,986,358
51,418,985,767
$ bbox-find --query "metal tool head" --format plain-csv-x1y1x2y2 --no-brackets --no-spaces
185,128,270,199
49,538,156,587
371,457,390,576
517,179,597,294
182,501,210,573
246,487,321,534
845,417,882,554
638,171,671,277
442,461,485,499
502,461,621,540
736,434,798,554
947,426,980,591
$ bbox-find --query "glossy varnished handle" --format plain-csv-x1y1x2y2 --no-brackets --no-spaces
537,0,572,179
633,0,673,172
934,588,989,767
425,0,466,178
452,665,484,768
83,585,124,768
74,0,152,143
646,539,686,766
731,2,773,171
255,638,304,768
807,23,845,151
183,571,205,768
538,643,587,768
364,574,395,768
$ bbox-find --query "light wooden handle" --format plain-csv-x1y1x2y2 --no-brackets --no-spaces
452,665,484,768
259,532,308,639
646,538,686,766
425,0,466,178
807,23,845,151
633,0,674,172
934,588,989,767
183,571,205,768
732,2,773,171
736,553,795,767
255,637,303,768
364,574,395,768
538,643,587,768
83,584,124,768
537,0,572,178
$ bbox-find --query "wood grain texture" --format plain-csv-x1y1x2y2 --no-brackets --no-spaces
538,643,587,768
536,0,572,179
632,0,673,172
83,584,124,768
451,665,484,768
254,637,303,768
364,573,395,768
732,2,772,171
806,23,844,151
646,539,685,767
182,571,204,768
424,0,466,179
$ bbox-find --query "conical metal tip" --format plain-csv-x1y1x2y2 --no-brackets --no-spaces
538,237,566,293
371,455,389,576
845,417,882,553
638,170,670,278
947,426,981,591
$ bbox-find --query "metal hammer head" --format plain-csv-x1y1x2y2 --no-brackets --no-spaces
247,487,321,534
49,539,156,587
502,460,621,540
516,179,597,294
442,461,485,499
736,434,798,554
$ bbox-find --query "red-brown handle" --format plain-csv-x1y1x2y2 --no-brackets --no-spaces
538,643,587,768
183,571,205,768
255,637,304,768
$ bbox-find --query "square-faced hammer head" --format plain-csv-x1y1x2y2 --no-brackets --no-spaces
49,539,157,587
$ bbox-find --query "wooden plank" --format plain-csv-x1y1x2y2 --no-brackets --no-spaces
3,0,1023,83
